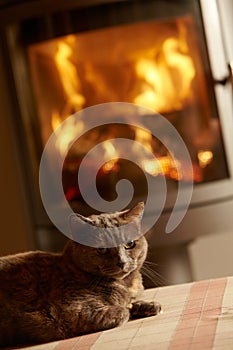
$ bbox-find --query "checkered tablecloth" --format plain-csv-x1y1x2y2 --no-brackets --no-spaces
15,276,233,350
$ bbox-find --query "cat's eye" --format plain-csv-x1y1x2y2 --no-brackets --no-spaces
124,241,136,249
97,247,109,254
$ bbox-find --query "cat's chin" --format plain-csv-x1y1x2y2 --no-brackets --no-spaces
106,269,134,280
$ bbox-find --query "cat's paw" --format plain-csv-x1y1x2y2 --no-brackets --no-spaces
130,300,161,319
97,305,130,330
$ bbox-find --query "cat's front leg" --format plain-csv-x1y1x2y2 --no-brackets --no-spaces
62,301,130,337
130,300,161,319
91,305,130,331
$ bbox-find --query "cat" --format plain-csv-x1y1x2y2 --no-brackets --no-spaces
0,202,161,348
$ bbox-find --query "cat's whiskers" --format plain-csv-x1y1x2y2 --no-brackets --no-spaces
141,261,168,287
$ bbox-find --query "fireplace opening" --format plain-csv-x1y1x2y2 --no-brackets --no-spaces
26,13,228,213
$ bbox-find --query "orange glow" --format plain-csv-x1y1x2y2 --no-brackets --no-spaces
28,18,204,184
142,156,181,180
198,150,213,168
51,22,195,117
49,26,195,180
102,141,119,173
54,35,85,114
51,110,62,131
134,32,195,113
52,111,84,156
134,128,153,153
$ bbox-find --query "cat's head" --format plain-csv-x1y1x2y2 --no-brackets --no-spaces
68,202,147,279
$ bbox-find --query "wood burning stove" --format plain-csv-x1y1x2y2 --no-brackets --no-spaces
0,0,232,282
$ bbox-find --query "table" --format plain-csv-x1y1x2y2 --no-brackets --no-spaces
13,276,233,350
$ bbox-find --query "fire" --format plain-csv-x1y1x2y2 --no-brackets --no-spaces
51,22,195,117
198,150,213,168
134,128,153,153
54,35,85,114
134,29,195,113
44,21,196,182
102,140,119,173
51,110,62,131
51,36,86,156
142,156,181,180
52,111,84,156
134,129,182,180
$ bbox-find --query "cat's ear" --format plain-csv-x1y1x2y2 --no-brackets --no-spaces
118,202,144,242
69,213,93,239
69,213,93,226
122,202,144,223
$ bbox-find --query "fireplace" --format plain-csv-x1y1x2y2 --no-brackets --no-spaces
0,0,233,281
26,13,228,209
28,15,228,187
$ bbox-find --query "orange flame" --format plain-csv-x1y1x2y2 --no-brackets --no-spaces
102,140,119,173
48,22,195,182
54,35,85,113
52,111,84,156
134,128,153,153
134,28,195,113
142,156,181,180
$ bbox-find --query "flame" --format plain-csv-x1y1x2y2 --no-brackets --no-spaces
51,36,86,155
54,35,85,113
47,22,196,182
134,27,195,113
134,128,153,153
51,110,62,131
142,156,181,180
52,23,195,117
197,150,213,168
52,111,84,156
102,140,119,173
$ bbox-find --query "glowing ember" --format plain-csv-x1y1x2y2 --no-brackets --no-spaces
197,150,213,168
142,156,181,180
142,159,162,177
102,159,119,173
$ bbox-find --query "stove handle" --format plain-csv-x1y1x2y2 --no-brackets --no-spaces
214,61,233,88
